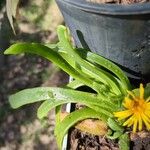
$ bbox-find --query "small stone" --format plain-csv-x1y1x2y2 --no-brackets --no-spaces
39,134,50,145
8,131,15,140
7,115,14,124
20,125,27,134
138,131,147,138
34,119,41,128
130,132,139,140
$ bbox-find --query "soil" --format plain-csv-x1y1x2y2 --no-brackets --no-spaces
130,131,150,150
69,128,150,150
0,1,68,150
0,54,69,150
87,0,149,4
69,128,119,150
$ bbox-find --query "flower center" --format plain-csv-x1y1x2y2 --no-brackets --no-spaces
132,99,145,113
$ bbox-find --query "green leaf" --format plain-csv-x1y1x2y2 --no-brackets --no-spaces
57,25,122,95
55,105,62,128
57,49,110,96
85,51,131,91
106,131,123,139
44,43,57,49
8,87,117,117
73,48,131,95
145,83,150,100
119,133,130,150
4,43,95,91
37,88,117,119
107,118,123,131
6,0,19,34
9,87,53,109
37,100,114,120
54,107,104,149
65,79,85,89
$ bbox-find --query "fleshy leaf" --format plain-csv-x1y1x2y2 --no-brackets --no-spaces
85,51,131,91
65,79,85,89
37,88,117,119
9,87,53,109
54,107,107,149
57,25,122,95
119,133,130,150
107,118,123,131
59,112,108,136
8,87,117,118
4,43,95,91
106,131,123,140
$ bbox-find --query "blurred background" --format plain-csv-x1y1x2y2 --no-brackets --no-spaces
0,0,69,149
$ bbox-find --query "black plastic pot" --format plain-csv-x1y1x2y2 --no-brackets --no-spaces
56,0,150,84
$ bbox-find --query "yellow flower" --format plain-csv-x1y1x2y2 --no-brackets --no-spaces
114,84,150,132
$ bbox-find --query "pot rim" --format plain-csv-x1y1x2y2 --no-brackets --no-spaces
56,0,150,15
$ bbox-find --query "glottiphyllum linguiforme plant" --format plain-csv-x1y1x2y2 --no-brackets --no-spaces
4,25,150,150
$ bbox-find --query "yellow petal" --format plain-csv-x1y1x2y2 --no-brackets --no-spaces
138,114,143,131
146,102,150,108
141,113,150,130
123,115,134,127
133,118,138,133
113,83,149,132
143,114,150,124
142,113,150,123
140,83,144,99
114,110,133,120
144,110,150,119
123,97,134,109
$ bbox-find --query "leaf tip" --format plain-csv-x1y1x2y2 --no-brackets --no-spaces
37,112,43,120
9,97,17,109
37,107,46,120
57,25,66,31
4,49,10,55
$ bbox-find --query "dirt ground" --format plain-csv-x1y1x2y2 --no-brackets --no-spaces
0,1,69,150
0,55,68,150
